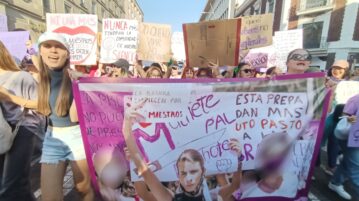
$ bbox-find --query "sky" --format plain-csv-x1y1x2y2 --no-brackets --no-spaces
136,0,207,32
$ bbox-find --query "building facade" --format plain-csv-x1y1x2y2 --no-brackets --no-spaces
0,0,143,40
199,0,238,21
202,0,359,70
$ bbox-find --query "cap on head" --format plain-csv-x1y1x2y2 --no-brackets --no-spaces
38,32,69,51
112,58,130,72
332,60,349,69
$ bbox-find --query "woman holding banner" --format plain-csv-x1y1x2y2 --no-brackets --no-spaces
122,100,242,201
36,32,94,201
0,41,44,201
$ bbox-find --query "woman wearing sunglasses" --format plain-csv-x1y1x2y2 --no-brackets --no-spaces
286,49,312,74
233,62,255,78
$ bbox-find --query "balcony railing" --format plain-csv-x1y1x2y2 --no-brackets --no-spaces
297,0,334,15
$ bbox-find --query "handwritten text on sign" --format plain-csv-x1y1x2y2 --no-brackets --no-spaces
46,13,98,65
137,23,172,62
240,13,273,50
101,19,138,64
74,75,329,200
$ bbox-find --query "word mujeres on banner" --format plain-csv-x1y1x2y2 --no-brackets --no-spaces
73,74,329,201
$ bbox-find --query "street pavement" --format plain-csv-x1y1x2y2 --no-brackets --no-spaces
31,149,358,201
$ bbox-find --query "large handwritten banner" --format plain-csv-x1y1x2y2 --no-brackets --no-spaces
240,13,273,50
100,19,138,64
137,23,172,62
0,14,8,32
183,18,241,67
46,13,98,65
74,73,330,200
0,31,29,63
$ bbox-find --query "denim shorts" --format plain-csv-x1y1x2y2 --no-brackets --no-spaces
40,125,86,164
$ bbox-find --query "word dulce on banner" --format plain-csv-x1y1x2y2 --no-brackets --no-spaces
46,13,98,65
240,13,273,50
183,18,241,67
100,19,138,64
137,23,172,62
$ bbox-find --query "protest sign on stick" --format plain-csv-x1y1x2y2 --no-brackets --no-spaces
183,18,241,67
137,23,172,62
74,73,330,200
0,31,29,63
46,13,98,65
100,19,138,64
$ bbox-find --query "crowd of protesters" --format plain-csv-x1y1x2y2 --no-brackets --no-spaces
0,30,359,201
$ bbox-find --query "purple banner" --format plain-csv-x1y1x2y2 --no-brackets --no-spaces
73,73,330,201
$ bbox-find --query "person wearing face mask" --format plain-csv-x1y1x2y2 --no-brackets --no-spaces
286,49,312,74
36,32,94,201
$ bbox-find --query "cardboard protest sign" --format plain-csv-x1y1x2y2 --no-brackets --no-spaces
100,19,138,64
46,13,98,65
74,73,330,200
274,29,303,72
0,14,8,32
0,31,29,63
240,13,273,50
171,32,186,61
137,23,172,62
183,19,241,67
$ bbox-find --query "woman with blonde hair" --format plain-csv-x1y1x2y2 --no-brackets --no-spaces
0,41,44,201
36,32,94,201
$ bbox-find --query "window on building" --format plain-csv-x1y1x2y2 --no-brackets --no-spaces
254,1,261,15
305,0,328,9
303,21,324,49
43,0,51,13
92,1,96,14
65,3,72,13
267,0,274,13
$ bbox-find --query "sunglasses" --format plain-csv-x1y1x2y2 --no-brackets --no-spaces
289,54,312,61
241,69,254,74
